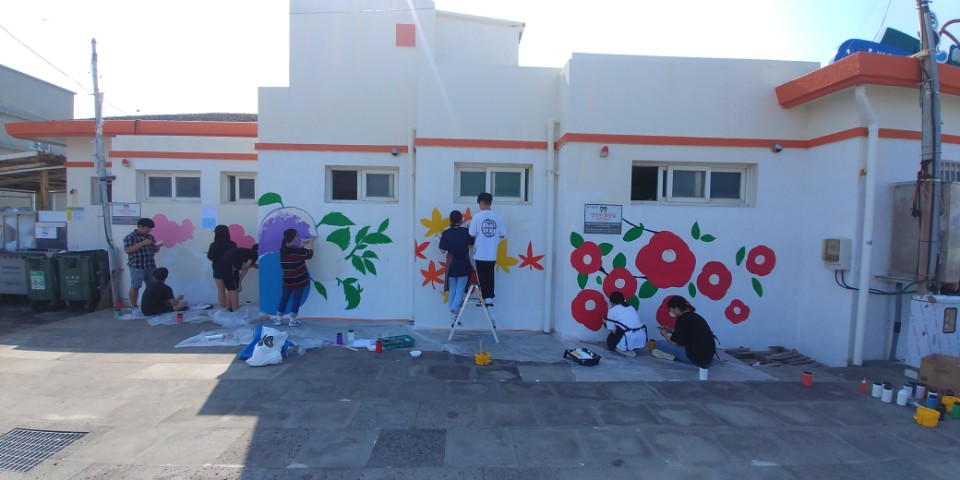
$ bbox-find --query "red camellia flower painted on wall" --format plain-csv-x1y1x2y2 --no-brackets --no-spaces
655,295,677,330
602,267,638,299
746,245,776,277
571,289,607,331
570,241,603,275
725,299,751,324
635,231,696,288
696,261,732,301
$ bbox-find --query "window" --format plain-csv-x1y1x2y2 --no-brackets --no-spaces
327,168,397,202
223,174,256,203
456,166,529,203
89,176,113,205
144,172,201,201
631,164,750,205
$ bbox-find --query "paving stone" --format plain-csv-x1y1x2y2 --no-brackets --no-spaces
477,402,540,427
600,382,663,401
474,364,521,381
700,381,763,402
444,427,519,467
813,400,900,426
391,379,447,401
483,466,561,480
575,427,661,467
773,430,870,464
414,401,479,428
596,402,661,426
366,429,446,468
281,400,359,428
518,364,576,382
762,404,839,427
261,466,485,480
782,460,936,480
648,381,711,399
711,465,795,480
277,378,342,401
535,402,601,427
499,380,557,400
350,401,419,428
135,427,247,466
702,402,783,427
215,427,312,468
426,365,474,381
550,382,611,401
290,428,379,468
884,425,960,452
337,380,398,401
830,429,928,460
446,380,500,400
645,430,730,467
511,428,586,467
745,381,858,402
646,402,725,427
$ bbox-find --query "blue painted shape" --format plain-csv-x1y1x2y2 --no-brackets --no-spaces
258,251,310,315
831,39,910,63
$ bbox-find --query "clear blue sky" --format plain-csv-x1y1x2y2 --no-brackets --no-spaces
2,0,958,119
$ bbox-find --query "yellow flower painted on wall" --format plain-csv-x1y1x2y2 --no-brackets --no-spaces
420,208,448,238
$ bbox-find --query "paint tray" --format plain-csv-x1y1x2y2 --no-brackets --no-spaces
564,347,601,366
380,335,416,349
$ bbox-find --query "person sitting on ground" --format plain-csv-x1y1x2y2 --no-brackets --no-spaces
652,295,717,368
604,291,647,358
140,267,188,316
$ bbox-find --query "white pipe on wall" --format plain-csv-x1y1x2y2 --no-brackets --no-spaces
409,126,417,324
853,85,879,366
543,117,559,333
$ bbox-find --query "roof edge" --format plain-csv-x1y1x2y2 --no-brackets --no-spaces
4,120,258,140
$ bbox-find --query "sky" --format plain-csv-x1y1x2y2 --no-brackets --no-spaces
2,0,958,119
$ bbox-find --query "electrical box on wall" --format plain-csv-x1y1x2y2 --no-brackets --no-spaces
822,238,851,270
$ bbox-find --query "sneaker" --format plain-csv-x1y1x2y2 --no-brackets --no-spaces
651,349,676,361
616,349,637,358
272,316,283,326
287,319,302,327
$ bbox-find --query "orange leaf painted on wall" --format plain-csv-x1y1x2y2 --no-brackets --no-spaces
420,260,446,289
518,241,544,271
415,240,430,260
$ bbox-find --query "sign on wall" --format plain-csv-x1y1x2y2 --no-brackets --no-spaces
111,203,141,225
583,204,622,234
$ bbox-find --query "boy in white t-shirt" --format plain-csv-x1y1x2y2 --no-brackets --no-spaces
468,192,506,307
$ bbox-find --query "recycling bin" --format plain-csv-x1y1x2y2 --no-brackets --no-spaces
58,250,109,310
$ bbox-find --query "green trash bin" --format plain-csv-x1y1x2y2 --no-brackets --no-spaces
24,253,60,309
58,250,109,311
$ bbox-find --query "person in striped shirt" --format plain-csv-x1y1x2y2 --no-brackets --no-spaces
274,228,315,326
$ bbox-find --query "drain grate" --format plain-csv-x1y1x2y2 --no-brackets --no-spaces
0,428,87,473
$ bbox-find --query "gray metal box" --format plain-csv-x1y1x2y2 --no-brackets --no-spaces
891,182,960,283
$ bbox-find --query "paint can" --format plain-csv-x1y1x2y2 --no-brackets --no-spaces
647,339,656,351
176,313,183,324
699,368,709,381
802,371,813,387
872,382,883,398
859,378,868,395
347,330,355,343
881,384,894,403
915,383,927,400
952,403,960,420
896,387,911,406
375,339,383,353
926,391,939,409
336,332,343,345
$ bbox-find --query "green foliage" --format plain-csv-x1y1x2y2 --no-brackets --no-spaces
318,212,355,227
612,253,627,269
638,281,657,299
258,192,283,207
578,273,588,289
691,222,701,240
326,228,351,251
736,247,746,266
312,280,327,299
752,277,763,297
688,282,697,298
599,243,614,255
570,232,584,248
623,225,644,242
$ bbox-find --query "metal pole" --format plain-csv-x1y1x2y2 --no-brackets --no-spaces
917,0,943,291
91,39,123,313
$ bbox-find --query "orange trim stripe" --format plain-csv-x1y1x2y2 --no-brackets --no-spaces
64,162,112,168
255,143,408,153
5,120,256,139
416,138,547,149
109,151,257,161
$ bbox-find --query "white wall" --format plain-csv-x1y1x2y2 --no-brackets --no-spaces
435,11,522,66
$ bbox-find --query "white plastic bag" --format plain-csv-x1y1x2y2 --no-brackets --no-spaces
245,327,288,367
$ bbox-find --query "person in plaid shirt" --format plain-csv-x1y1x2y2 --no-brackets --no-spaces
123,218,162,308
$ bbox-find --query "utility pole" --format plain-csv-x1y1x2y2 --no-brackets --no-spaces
916,0,943,292
91,39,123,313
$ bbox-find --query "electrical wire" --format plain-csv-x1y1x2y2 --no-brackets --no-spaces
834,270,917,295
872,0,893,42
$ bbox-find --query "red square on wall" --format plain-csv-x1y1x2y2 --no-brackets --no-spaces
396,24,415,47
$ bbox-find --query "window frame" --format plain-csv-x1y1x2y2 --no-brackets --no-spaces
631,163,752,206
222,173,257,204
142,171,202,202
326,167,399,203
455,165,530,203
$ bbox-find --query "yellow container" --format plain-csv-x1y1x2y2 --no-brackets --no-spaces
941,395,959,411
475,351,491,366
914,406,939,428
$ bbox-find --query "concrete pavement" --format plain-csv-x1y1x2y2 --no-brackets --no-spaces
0,301,956,480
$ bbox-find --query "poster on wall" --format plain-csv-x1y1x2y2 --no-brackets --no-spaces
67,207,84,221
583,204,622,234
201,205,218,229
111,203,141,225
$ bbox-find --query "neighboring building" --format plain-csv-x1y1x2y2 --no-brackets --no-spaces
6,0,960,366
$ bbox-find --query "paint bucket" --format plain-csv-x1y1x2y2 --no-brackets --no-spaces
941,395,959,412
802,371,813,387
647,339,656,351
176,313,183,324
475,351,491,366
915,406,939,427
881,385,894,403
896,387,911,406
375,339,383,353
915,383,927,400
699,368,709,381
336,332,343,345
952,403,960,420
872,382,883,398
347,330,355,343
926,392,939,409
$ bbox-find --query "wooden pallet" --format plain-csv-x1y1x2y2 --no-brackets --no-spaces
724,346,819,367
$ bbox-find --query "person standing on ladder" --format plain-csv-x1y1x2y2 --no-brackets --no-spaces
468,192,506,307
439,210,473,322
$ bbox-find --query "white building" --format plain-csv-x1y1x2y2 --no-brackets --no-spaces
6,0,960,366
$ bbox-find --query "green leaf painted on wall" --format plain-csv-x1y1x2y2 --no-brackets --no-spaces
599,243,614,255
623,225,644,242
638,281,658,299
577,273,588,289
701,234,716,242
312,280,327,299
364,259,377,275
318,212,355,227
352,256,366,274
752,277,764,297
688,282,697,298
736,247,746,266
362,250,379,259
595,276,602,285
363,232,392,245
691,222,701,240
627,296,640,309
327,228,351,251
377,218,390,233
343,281,362,310
570,232,584,248
613,253,627,269
355,225,370,244
258,192,283,207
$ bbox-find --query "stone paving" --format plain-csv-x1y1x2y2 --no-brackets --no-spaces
0,303,956,479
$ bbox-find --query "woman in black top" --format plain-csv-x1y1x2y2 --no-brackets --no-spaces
207,225,237,308
215,244,258,312
652,295,716,367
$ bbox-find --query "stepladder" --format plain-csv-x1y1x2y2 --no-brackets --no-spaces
448,280,499,343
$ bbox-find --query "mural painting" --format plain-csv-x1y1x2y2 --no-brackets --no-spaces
257,193,394,312
570,218,777,331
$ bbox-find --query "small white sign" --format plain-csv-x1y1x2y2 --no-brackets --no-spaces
584,204,623,235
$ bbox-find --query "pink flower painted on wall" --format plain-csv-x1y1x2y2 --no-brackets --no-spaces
571,289,607,331
725,299,750,324
696,261,732,301
635,231,696,289
151,214,194,248
229,224,256,248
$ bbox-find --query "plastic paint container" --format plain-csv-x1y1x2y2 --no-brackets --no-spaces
336,332,343,345
699,368,709,381
871,382,883,398
952,403,960,419
802,371,813,387
881,385,894,403
915,383,927,400
915,406,939,427
926,391,939,409
176,313,183,324
896,387,910,406
375,339,383,353
347,330,355,343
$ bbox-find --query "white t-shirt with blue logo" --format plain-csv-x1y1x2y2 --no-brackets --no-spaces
469,209,506,261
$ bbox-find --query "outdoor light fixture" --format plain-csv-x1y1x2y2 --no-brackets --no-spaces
121,158,131,167
771,143,783,153
600,146,609,157
391,147,400,156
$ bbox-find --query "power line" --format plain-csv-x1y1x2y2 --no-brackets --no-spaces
873,0,894,41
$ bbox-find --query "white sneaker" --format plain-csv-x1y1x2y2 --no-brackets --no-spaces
287,319,301,326
616,349,637,358
272,316,283,326
651,349,676,361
